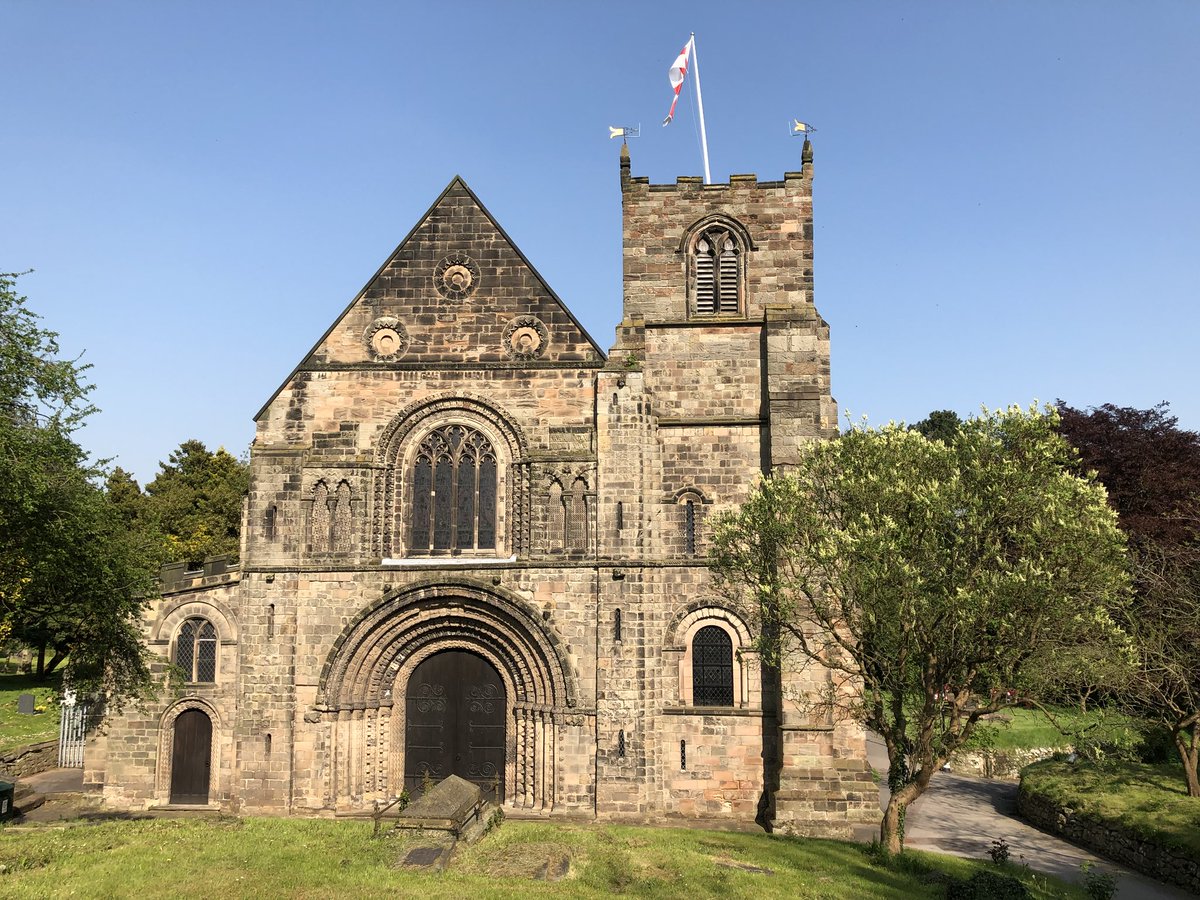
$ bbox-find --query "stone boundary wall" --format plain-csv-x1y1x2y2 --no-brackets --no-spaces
0,740,59,779
1017,782,1200,894
951,746,1063,780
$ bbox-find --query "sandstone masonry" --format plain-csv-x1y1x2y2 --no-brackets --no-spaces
89,144,876,835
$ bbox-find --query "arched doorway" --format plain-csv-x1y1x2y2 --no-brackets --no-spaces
405,650,505,800
170,709,212,804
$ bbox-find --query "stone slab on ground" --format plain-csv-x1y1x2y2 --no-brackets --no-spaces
399,842,455,873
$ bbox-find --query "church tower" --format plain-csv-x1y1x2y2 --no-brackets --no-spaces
594,142,875,835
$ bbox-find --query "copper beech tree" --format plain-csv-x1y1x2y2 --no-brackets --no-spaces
1058,402,1200,797
711,405,1130,853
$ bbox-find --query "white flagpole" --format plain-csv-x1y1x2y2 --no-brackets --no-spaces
689,33,712,185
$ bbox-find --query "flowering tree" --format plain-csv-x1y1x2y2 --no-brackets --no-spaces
711,405,1130,853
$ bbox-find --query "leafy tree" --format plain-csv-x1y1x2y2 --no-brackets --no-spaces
711,405,1130,853
144,439,248,564
1057,402,1200,549
910,409,962,444
0,272,157,703
1058,401,1200,795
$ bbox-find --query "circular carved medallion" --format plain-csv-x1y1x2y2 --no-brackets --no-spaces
364,316,410,360
503,315,549,360
434,253,480,300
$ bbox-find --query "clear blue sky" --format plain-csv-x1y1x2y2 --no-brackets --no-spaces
3,2,1197,484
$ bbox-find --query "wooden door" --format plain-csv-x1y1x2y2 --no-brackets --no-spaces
405,650,505,800
170,709,212,804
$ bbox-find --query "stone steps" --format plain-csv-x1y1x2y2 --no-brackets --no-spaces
13,781,46,816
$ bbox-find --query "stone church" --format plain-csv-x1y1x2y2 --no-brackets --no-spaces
88,142,877,835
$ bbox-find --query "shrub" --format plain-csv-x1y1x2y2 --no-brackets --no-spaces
945,869,1031,899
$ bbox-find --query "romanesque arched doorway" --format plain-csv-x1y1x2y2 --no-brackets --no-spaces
318,580,576,811
405,650,505,800
170,708,211,804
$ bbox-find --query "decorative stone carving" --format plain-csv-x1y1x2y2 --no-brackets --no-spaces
503,315,549,360
364,316,410,360
434,253,480,300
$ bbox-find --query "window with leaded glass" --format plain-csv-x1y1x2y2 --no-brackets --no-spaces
410,424,498,554
692,226,742,316
691,625,734,706
175,617,217,683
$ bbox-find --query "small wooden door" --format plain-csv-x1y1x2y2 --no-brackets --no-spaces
405,651,505,800
170,709,212,804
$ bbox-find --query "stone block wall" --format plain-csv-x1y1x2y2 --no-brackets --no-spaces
1019,782,1200,894
0,741,58,779
95,575,241,809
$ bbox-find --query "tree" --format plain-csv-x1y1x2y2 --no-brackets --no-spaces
1058,401,1200,795
0,272,157,704
910,409,962,444
144,439,249,564
711,405,1130,853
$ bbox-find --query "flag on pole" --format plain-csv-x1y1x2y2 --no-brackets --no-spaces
663,37,694,126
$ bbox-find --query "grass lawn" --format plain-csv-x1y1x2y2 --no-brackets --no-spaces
1021,758,1200,860
0,670,61,755
0,818,1084,899
971,706,1141,752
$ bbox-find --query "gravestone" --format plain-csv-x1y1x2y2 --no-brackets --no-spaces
17,693,35,715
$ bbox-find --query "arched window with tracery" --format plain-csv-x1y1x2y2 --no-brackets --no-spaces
175,617,218,683
691,625,734,706
410,424,498,554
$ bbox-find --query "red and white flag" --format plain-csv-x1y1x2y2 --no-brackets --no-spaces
663,37,694,126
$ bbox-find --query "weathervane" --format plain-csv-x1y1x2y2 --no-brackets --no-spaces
608,125,641,141
791,119,817,137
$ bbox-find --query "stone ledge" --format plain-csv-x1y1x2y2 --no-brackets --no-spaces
661,706,765,718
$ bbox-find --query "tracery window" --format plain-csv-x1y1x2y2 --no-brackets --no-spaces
691,625,734,706
175,617,217,683
410,424,497,553
692,225,743,316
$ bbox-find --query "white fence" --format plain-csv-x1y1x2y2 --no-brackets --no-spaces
58,701,89,768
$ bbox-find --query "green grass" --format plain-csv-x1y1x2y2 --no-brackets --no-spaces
970,706,1141,752
0,818,1084,899
0,670,61,755
1022,758,1200,860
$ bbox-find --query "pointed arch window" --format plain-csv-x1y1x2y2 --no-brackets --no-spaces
410,424,497,554
692,225,744,316
175,617,218,684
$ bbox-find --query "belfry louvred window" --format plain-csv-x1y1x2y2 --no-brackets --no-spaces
410,424,497,553
693,227,741,315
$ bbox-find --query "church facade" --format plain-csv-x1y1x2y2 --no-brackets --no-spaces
88,144,877,836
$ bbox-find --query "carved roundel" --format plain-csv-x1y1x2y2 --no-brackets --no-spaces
364,316,410,360
434,253,480,300
503,315,549,360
